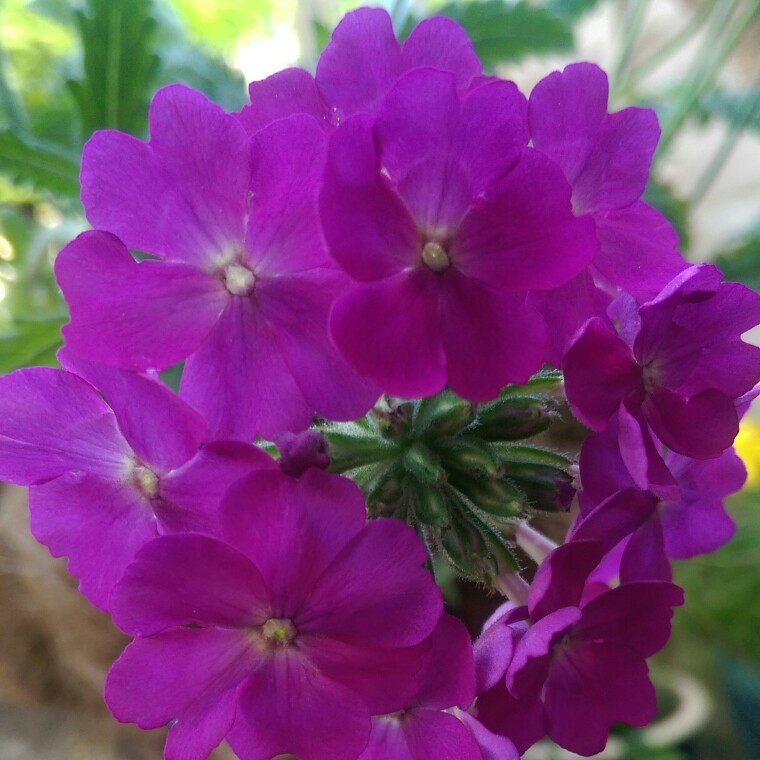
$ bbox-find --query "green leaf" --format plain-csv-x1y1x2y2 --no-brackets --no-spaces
434,0,574,68
695,84,760,133
66,0,160,137
642,178,690,251
543,0,602,22
0,129,79,197
0,314,65,372
715,237,760,292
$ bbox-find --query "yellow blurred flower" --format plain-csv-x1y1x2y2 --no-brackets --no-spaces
734,417,760,489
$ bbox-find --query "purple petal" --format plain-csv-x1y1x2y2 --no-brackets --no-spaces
579,425,637,502
357,718,415,760
302,519,443,648
395,155,473,235
529,541,604,620
329,270,446,399
106,628,257,760
401,710,483,760
179,297,313,441
301,636,429,715
59,350,206,474
29,473,158,610
401,16,480,87
572,106,660,213
475,680,544,755
576,581,683,656
660,449,743,557
620,517,672,582
220,468,367,614
440,271,546,399
570,487,658,553
529,63,610,185
110,534,270,635
375,69,460,179
594,202,687,295
544,640,656,754
563,317,642,430
0,367,128,484
616,403,679,498
228,653,371,760
320,116,419,281
507,607,581,698
316,7,402,119
158,441,277,535
474,613,520,694
259,270,379,421
455,149,597,291
456,710,521,760
240,68,332,134
412,613,475,711
247,115,328,263
458,79,527,193
57,231,226,370
529,269,613,367
83,85,250,267
644,387,739,459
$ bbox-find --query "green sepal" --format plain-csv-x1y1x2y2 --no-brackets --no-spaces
441,514,487,578
449,474,526,520
439,439,502,477
403,442,447,485
491,443,573,469
414,390,474,436
475,396,553,441
406,478,450,527
499,369,563,397
324,430,397,472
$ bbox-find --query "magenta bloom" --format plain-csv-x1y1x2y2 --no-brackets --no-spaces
320,68,596,400
358,614,482,760
105,468,443,760
572,422,745,572
475,542,683,755
58,84,378,441
239,7,481,134
0,359,273,609
527,63,688,363
564,265,760,460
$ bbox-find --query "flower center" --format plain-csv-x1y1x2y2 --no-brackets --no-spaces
421,241,450,272
224,264,256,296
133,464,160,499
261,618,297,646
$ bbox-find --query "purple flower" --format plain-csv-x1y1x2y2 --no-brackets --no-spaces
275,429,329,478
564,265,760,459
475,541,683,755
527,63,688,363
238,7,482,133
320,67,596,400
571,422,745,572
356,613,500,760
58,84,378,441
105,468,443,760
0,358,273,609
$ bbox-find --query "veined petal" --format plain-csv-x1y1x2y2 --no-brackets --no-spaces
29,473,158,610
0,367,129,484
455,149,597,291
57,231,227,371
329,270,446,399
110,533,270,635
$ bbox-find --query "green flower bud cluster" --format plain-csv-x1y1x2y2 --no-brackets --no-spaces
323,370,574,587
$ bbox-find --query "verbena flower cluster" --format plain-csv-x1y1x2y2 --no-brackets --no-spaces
1,8,759,760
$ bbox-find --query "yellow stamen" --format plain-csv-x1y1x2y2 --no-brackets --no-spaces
421,241,450,272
